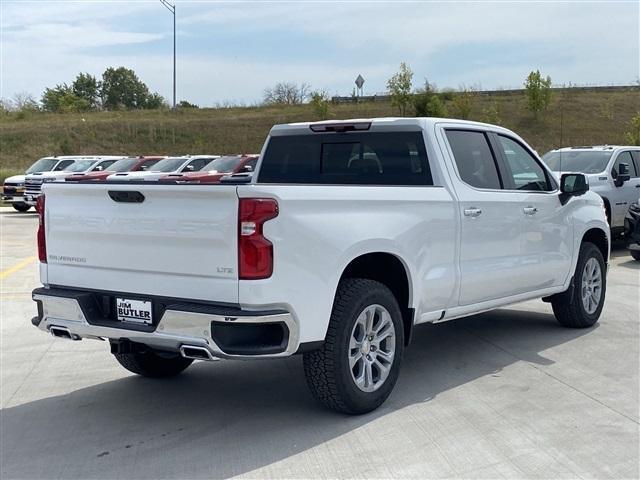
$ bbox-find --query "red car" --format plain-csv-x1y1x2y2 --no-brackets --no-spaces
64,156,165,182
159,155,258,183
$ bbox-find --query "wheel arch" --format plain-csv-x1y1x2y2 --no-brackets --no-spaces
338,252,414,345
582,227,609,263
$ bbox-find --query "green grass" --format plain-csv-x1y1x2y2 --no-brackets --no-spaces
1,87,638,185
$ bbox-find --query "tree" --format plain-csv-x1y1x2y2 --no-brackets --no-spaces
624,113,640,145
41,84,90,113
263,82,310,105
309,90,331,119
12,92,39,112
524,70,553,118
72,73,100,109
387,62,413,115
101,67,162,110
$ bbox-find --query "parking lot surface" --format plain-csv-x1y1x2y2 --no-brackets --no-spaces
1,206,638,479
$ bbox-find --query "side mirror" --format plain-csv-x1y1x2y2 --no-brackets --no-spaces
241,165,253,173
560,173,589,197
614,162,631,187
140,165,147,171
94,166,103,171
185,165,195,172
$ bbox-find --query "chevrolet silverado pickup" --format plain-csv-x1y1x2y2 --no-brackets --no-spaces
542,146,640,236
32,118,610,414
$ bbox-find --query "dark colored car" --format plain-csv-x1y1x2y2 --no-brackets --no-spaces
64,156,165,182
158,155,258,183
624,201,640,261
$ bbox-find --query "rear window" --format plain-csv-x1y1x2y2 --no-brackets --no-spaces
257,132,432,185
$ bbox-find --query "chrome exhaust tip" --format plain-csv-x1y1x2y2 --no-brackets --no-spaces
49,326,80,340
180,345,218,361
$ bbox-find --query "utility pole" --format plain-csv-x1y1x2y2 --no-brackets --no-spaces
159,0,176,109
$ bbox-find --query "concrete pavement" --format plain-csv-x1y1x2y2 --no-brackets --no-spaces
1,206,638,479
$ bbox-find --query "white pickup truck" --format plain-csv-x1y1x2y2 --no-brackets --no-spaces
32,118,609,414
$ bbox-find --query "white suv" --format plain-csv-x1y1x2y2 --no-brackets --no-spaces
542,146,640,234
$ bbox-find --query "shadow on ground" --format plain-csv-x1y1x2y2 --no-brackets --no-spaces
1,308,596,479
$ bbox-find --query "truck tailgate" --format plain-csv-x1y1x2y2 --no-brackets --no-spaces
42,183,239,303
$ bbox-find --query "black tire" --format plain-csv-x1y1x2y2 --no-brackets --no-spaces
630,250,640,261
113,350,193,378
303,278,404,415
552,242,606,328
12,202,31,212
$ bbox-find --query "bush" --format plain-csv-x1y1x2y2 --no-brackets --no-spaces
482,102,501,125
451,88,476,119
310,91,331,120
413,80,447,117
624,113,640,145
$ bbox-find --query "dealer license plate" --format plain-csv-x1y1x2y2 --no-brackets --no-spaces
116,298,153,325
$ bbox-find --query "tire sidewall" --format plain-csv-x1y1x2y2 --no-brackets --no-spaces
574,243,606,324
332,282,404,412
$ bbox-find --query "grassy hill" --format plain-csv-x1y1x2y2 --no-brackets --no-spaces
1,86,638,183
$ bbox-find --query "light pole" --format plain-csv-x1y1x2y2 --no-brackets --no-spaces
159,0,176,109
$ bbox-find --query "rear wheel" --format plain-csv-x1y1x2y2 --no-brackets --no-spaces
12,203,31,212
114,350,193,377
552,242,606,328
630,250,640,261
303,278,404,414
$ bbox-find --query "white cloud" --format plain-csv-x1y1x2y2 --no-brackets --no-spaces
1,0,638,105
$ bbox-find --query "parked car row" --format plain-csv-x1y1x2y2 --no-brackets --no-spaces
3,153,258,210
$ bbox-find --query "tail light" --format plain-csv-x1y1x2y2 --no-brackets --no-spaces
36,194,47,263
238,198,278,279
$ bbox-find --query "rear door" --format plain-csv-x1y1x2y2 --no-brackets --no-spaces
43,182,239,303
492,133,572,290
441,127,526,305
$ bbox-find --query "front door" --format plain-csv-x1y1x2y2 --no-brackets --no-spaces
492,134,573,290
610,151,640,227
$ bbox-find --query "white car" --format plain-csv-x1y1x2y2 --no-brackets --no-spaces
3,156,92,212
31,118,609,414
542,146,640,234
24,156,126,206
106,155,217,181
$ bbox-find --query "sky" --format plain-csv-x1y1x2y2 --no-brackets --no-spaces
1,0,639,107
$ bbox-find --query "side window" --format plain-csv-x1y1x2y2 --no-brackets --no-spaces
94,160,115,171
632,152,640,177
612,152,637,178
186,159,206,171
244,158,258,171
445,130,502,189
54,160,73,171
497,135,552,191
140,159,159,170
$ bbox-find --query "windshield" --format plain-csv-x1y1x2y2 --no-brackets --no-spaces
542,151,613,173
26,158,59,174
106,158,138,172
64,160,97,172
150,157,187,172
202,156,242,173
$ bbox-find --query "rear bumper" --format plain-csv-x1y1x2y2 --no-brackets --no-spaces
32,287,300,359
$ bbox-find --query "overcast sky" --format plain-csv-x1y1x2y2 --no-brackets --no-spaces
1,0,639,106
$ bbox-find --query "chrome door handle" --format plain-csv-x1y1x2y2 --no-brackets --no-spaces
464,207,482,217
523,206,538,215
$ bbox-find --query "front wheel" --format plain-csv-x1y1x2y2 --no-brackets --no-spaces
12,202,31,212
630,250,640,262
552,242,606,328
114,350,193,377
303,278,404,414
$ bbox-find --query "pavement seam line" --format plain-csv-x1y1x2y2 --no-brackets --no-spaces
465,327,640,426
0,256,37,280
